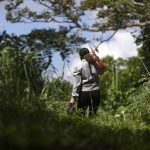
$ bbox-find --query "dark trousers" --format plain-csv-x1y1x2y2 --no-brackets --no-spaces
77,90,100,117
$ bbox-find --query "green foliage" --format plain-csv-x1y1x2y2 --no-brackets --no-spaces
0,104,149,150
125,76,150,124
103,87,125,112
1,1,150,148
41,78,72,114
0,45,44,113
100,56,142,112
4,0,150,33
0,30,85,69
1,4,150,149
81,0,150,30
136,26,150,74
0,49,149,149
41,78,72,101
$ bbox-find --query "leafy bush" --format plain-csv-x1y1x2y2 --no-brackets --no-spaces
126,76,150,124
115,76,150,124
102,87,126,113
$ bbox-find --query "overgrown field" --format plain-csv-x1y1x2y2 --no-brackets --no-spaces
0,46,149,150
0,78,149,150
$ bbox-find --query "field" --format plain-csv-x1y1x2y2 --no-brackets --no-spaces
0,77,149,150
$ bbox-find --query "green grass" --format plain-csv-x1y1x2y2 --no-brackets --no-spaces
0,78,150,150
0,106,149,150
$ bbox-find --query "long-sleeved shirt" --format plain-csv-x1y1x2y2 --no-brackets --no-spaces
72,59,102,99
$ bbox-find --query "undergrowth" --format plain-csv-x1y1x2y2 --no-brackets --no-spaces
0,77,150,150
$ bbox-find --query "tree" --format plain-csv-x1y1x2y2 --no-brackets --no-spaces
5,0,150,31
2,0,149,87
119,57,142,90
0,29,85,68
136,26,150,74
4,0,150,56
81,0,150,30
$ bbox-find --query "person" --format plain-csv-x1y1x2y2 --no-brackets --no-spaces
69,48,104,117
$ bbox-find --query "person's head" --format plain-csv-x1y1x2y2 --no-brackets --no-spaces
79,48,96,64
79,48,89,60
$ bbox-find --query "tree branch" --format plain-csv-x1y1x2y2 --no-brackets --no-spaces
33,0,53,10
96,30,118,48
76,20,150,32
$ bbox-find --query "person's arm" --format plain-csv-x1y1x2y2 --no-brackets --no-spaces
95,56,105,75
70,65,82,104
91,54,105,75
89,45,105,75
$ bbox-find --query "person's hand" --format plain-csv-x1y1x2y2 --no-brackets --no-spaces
69,97,76,105
90,53,100,62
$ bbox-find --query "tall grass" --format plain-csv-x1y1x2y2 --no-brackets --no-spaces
0,45,149,149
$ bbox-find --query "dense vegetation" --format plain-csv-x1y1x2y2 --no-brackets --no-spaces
0,33,149,150
0,0,150,149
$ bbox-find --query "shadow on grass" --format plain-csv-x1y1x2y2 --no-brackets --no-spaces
0,109,149,150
